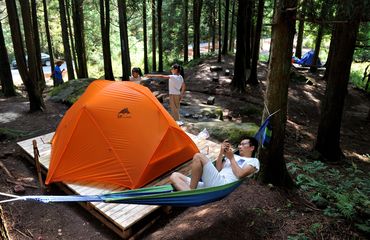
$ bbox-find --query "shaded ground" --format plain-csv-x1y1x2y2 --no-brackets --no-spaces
0,56,369,239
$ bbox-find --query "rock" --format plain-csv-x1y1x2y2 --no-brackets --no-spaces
207,96,215,105
13,185,25,194
212,76,219,82
225,69,230,76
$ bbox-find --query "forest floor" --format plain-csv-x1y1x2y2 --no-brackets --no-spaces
0,55,369,239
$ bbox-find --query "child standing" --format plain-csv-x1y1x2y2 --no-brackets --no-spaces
145,64,186,121
53,59,65,86
129,67,142,83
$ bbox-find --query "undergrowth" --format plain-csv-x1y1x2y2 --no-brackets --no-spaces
287,158,370,235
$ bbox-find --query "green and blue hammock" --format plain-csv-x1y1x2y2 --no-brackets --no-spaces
0,114,276,207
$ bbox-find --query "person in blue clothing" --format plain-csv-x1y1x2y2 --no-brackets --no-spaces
53,59,65,86
170,137,260,191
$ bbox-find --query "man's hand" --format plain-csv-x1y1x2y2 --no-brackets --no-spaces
224,147,234,160
220,140,230,155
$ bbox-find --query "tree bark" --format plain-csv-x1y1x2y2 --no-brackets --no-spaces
157,0,163,72
42,0,55,77
100,0,114,80
0,21,16,97
228,0,236,52
315,0,363,162
222,0,230,55
118,0,131,80
6,0,45,111
193,0,203,59
59,0,75,80
231,0,248,92
66,0,78,76
151,0,156,71
258,0,297,187
143,0,149,73
295,1,306,59
31,0,46,91
217,0,222,62
183,0,189,63
249,0,265,85
72,0,88,78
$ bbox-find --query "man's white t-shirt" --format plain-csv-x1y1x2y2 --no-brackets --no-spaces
219,155,260,183
168,75,184,95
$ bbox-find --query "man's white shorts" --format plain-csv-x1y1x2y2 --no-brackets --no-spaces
185,161,227,188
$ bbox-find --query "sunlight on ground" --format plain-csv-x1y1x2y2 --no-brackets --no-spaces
0,111,22,124
194,208,211,217
177,223,190,230
303,89,320,104
344,150,370,163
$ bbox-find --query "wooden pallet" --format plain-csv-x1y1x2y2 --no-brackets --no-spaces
17,131,220,239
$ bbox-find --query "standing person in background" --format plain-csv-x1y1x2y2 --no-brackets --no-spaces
145,64,186,121
129,67,143,83
52,59,65,86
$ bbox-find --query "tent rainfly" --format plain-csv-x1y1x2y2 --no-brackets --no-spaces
46,80,199,189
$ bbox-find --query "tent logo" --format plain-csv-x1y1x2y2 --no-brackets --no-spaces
118,108,131,118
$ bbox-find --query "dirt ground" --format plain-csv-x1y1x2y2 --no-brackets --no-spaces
0,56,369,239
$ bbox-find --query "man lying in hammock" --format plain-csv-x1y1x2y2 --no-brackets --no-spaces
170,137,260,191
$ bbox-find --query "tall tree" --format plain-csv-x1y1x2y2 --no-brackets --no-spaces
42,0,55,76
217,0,222,62
99,0,114,80
72,0,88,78
193,0,203,59
66,0,78,75
6,0,45,111
0,20,16,97
222,0,230,54
143,0,149,73
315,0,364,162
118,0,131,80
31,0,46,91
310,1,331,73
295,0,306,58
151,0,156,71
228,0,236,52
157,0,163,72
183,0,189,63
59,0,75,80
258,0,297,187
249,0,265,85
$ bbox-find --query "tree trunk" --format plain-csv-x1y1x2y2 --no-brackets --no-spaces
143,0,149,73
244,0,252,85
42,0,55,77
217,0,222,62
118,0,131,80
100,0,114,80
59,0,75,80
157,0,163,72
66,0,78,76
31,0,46,91
6,0,45,111
151,0,156,71
228,0,236,52
258,0,297,187
193,0,203,59
72,0,88,78
231,0,248,92
249,0,265,85
295,1,305,58
0,21,15,97
323,31,334,81
310,1,329,73
222,0,230,54
183,0,189,63
211,2,216,52
315,0,363,163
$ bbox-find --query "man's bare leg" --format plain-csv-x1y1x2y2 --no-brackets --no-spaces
169,172,191,191
189,153,210,189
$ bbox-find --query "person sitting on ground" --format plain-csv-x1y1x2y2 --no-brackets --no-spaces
170,137,260,191
129,67,143,82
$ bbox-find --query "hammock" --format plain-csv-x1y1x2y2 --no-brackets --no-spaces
0,112,278,207
0,180,242,207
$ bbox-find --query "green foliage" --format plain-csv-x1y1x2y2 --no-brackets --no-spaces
0,128,33,140
287,233,309,240
287,159,370,234
350,62,370,93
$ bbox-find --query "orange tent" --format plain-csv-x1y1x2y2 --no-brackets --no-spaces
46,80,198,189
